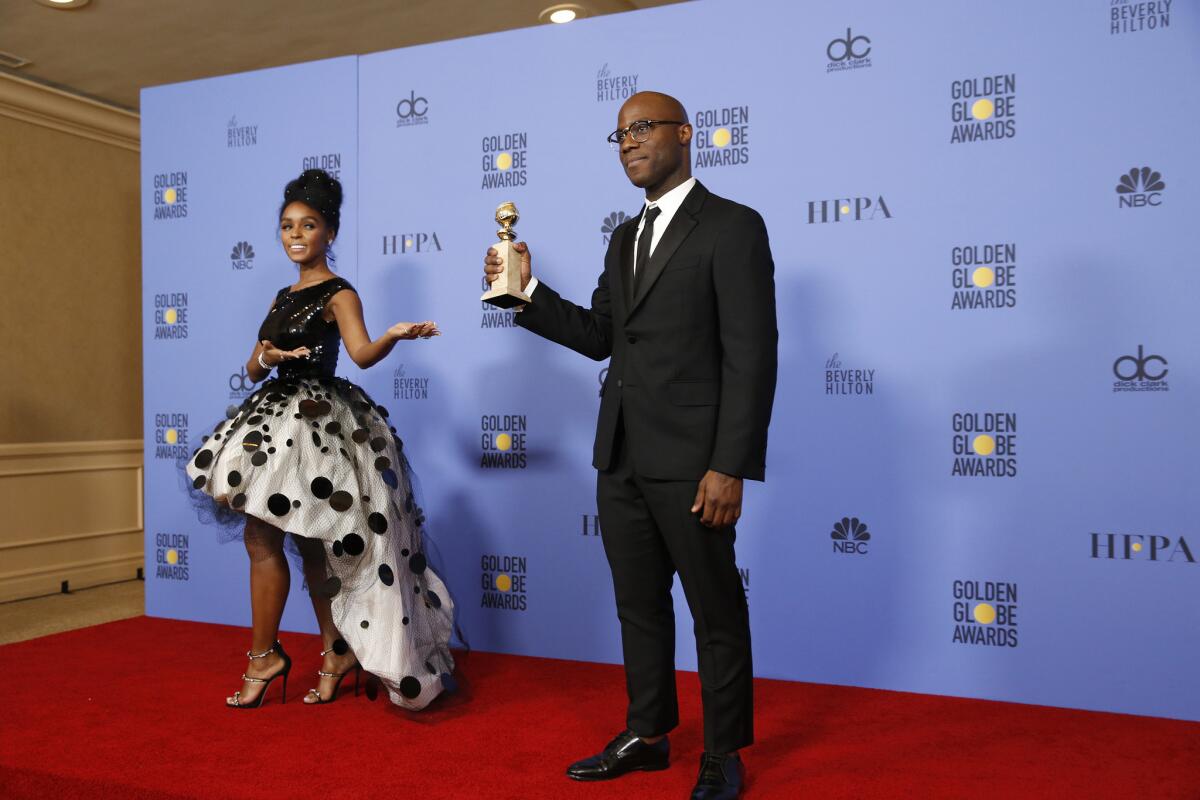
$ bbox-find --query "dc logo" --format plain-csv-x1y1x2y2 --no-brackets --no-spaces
396,91,428,120
1113,345,1167,381
827,28,871,61
229,367,255,392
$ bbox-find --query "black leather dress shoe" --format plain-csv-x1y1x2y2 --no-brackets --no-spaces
566,730,671,781
690,752,744,799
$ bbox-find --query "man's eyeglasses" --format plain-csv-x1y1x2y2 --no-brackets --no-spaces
607,119,688,150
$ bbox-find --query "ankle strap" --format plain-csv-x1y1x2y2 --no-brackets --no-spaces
246,641,278,659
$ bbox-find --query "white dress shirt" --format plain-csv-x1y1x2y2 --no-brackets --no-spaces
522,176,698,302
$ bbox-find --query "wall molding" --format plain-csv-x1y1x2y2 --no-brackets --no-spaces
0,72,139,152
0,439,143,602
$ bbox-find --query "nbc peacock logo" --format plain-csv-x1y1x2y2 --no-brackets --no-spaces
601,210,629,245
1116,166,1165,208
831,516,870,555
230,241,255,270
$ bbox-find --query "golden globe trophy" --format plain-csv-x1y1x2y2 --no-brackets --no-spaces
481,201,531,308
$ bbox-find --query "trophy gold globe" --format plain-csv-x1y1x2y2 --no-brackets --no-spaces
481,201,532,308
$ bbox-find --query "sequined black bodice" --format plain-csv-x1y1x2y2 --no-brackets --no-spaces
257,277,354,378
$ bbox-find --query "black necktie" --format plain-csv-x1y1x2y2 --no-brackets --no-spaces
633,205,661,299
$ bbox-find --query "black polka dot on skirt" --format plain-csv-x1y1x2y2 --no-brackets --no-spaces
342,533,365,556
267,493,291,516
399,676,421,699
310,477,333,499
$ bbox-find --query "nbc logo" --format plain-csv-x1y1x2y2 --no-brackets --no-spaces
230,241,255,270
831,516,870,555
1116,166,1165,208
601,211,629,245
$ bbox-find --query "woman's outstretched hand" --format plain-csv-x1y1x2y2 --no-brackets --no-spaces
260,340,310,364
388,321,440,341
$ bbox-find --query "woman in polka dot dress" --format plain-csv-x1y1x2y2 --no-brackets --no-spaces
187,169,455,710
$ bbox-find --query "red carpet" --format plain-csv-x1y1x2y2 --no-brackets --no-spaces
0,617,1196,799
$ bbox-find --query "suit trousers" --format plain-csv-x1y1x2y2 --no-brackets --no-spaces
596,421,754,754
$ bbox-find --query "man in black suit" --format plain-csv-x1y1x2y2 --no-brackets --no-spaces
483,91,777,800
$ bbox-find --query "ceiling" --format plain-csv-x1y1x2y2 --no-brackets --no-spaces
0,0,686,111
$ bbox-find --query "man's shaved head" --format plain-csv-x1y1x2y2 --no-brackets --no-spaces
616,91,693,200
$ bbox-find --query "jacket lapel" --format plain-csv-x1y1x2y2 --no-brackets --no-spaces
628,181,707,315
615,213,638,311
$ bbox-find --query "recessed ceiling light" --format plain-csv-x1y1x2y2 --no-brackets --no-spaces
35,0,91,8
539,4,586,25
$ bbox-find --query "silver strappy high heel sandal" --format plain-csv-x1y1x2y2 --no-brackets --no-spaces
305,646,362,704
228,641,292,708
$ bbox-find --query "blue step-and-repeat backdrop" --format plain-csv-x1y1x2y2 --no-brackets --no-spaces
141,0,1199,722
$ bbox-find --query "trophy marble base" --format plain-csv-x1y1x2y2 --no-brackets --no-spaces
481,239,531,308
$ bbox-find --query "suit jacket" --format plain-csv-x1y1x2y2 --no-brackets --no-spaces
516,180,778,481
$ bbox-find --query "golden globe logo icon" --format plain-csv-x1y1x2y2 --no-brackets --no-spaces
480,414,527,469
952,580,1018,647
155,532,191,581
952,412,1017,477
951,242,1016,310
301,152,342,180
153,292,188,340
950,74,1016,143
481,553,528,610
693,105,750,169
152,171,188,220
154,413,190,460
481,132,528,190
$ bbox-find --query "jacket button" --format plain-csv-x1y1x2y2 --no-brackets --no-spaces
627,335,637,344
617,379,623,388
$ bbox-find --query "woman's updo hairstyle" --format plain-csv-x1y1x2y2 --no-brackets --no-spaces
280,168,343,235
